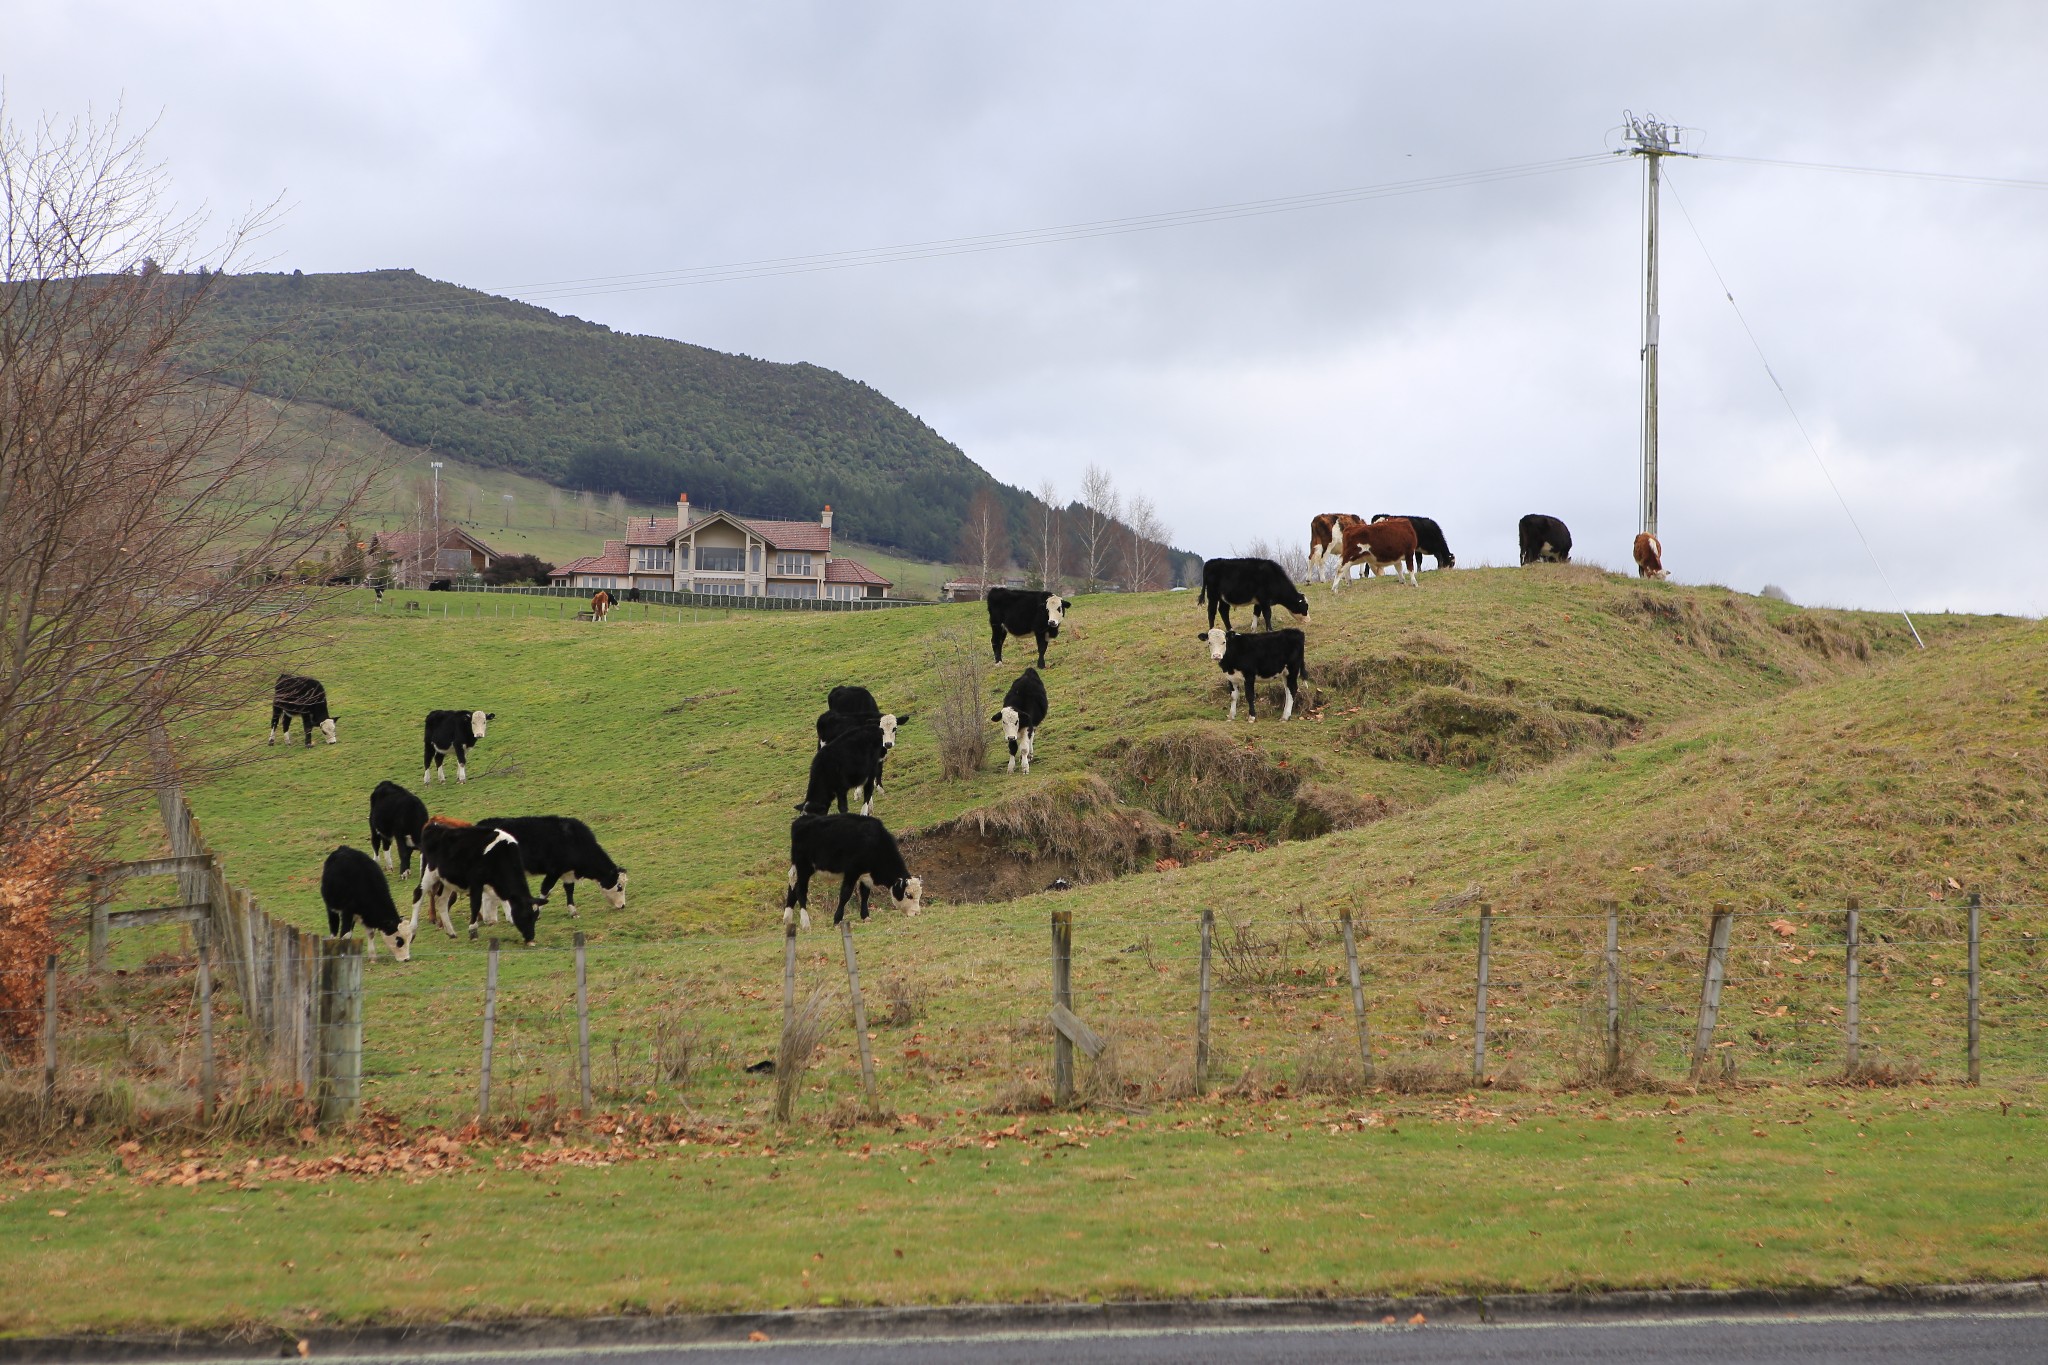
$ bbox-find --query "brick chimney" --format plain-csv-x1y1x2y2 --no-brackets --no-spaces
820,504,833,532
677,492,690,527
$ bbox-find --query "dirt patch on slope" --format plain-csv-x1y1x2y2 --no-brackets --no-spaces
898,775,1177,905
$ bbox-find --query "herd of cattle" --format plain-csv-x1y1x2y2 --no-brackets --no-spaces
276,512,1662,956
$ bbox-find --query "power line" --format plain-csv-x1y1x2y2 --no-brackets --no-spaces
1698,153,2048,193
1662,169,1925,649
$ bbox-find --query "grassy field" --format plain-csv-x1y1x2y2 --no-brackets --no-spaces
12,567,2047,1335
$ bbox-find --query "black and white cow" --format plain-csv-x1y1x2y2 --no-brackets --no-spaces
1198,626,1307,722
991,667,1048,774
422,709,494,784
1371,514,1456,570
412,816,543,945
320,845,413,961
269,674,337,746
1518,513,1573,565
987,587,1068,669
475,816,627,916
1197,558,1311,632
814,685,912,753
368,781,430,875
783,813,924,929
798,730,888,816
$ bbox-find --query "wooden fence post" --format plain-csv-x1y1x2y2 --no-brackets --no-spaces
1967,892,1981,1086
574,932,592,1112
1471,904,1493,1085
479,938,500,1119
317,937,363,1128
840,920,879,1114
41,954,58,1107
197,923,215,1122
1844,896,1861,1072
1340,907,1374,1084
1690,905,1734,1082
298,929,318,1097
1052,910,1074,1106
1195,908,1213,1093
1601,898,1622,1075
89,881,110,973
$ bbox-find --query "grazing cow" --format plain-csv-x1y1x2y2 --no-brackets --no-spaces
269,674,337,746
427,578,453,591
321,846,414,961
815,685,912,752
1198,557,1312,630
368,781,430,875
987,587,1068,668
1333,517,1418,591
783,813,923,929
1633,532,1667,579
991,667,1048,773
1371,514,1456,570
1307,513,1365,583
422,708,494,784
412,817,543,945
798,729,888,816
1518,514,1572,565
1199,627,1307,722
591,589,613,622
475,816,627,915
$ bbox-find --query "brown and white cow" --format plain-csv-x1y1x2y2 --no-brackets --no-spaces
1333,516,1419,591
1307,512,1365,583
1632,533,1667,580
591,589,613,622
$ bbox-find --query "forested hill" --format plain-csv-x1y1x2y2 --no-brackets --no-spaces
185,268,1028,561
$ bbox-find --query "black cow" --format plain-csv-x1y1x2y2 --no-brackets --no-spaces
783,813,924,929
1518,514,1573,565
269,674,337,746
1197,558,1310,632
1198,626,1307,722
475,816,627,916
320,845,413,961
815,685,912,752
368,781,430,875
427,578,454,591
798,730,888,816
987,587,1069,668
423,709,494,784
1372,514,1456,570
991,667,1048,774
412,817,543,945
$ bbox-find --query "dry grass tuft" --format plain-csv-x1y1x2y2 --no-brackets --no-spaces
1294,1035,1370,1096
880,975,927,1028
772,987,834,1125
1375,1058,1468,1094
1109,728,1305,834
927,628,989,780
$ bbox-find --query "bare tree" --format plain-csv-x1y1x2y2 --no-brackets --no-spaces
1029,478,1063,592
0,104,368,859
927,629,989,780
546,487,563,528
954,487,1008,592
606,490,628,532
1124,493,1170,592
578,489,595,531
1075,463,1122,591
1241,537,1310,583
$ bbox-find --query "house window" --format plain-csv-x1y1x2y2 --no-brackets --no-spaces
694,580,744,597
631,546,673,573
776,553,814,577
436,548,471,572
751,544,762,573
696,545,744,573
581,576,620,590
825,583,857,601
766,581,817,600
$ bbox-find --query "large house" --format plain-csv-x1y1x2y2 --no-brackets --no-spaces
550,495,892,601
368,525,499,585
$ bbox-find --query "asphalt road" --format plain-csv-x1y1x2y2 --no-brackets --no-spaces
231,1311,2048,1365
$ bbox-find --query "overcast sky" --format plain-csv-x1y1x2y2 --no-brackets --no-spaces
10,1,2047,614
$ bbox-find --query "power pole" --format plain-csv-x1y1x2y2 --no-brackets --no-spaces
430,460,444,578
1621,112,1694,538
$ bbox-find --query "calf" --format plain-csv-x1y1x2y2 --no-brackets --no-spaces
991,667,1048,773
591,589,613,621
475,816,627,915
987,587,1068,668
423,708,494,784
1333,517,1418,590
1307,513,1365,583
1372,513,1455,570
412,816,543,945
799,729,888,816
1198,627,1307,722
427,578,453,591
320,845,413,961
1198,557,1311,630
1518,514,1572,565
269,674,337,746
368,781,430,875
783,813,923,929
1633,532,1667,579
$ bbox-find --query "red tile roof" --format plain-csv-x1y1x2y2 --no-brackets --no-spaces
740,518,831,553
626,516,680,547
825,557,891,587
372,526,499,560
547,541,630,578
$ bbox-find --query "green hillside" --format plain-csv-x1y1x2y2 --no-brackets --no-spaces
187,269,1035,562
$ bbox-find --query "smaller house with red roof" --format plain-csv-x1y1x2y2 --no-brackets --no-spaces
550,495,892,601
368,525,500,585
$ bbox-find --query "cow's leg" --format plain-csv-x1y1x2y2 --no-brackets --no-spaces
303,716,314,747
269,706,280,745
990,623,1005,664
859,779,874,817
1021,728,1034,773
1035,628,1049,669
1226,673,1242,721
833,873,861,925
399,840,413,876
469,886,488,939
1281,673,1297,721
784,862,812,930
1245,674,1258,724
455,743,469,784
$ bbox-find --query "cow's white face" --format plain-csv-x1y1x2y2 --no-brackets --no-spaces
470,710,490,739
892,876,924,917
995,705,1023,745
1200,627,1228,661
382,924,413,963
878,713,902,750
1044,595,1066,629
319,718,338,744
603,871,628,910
